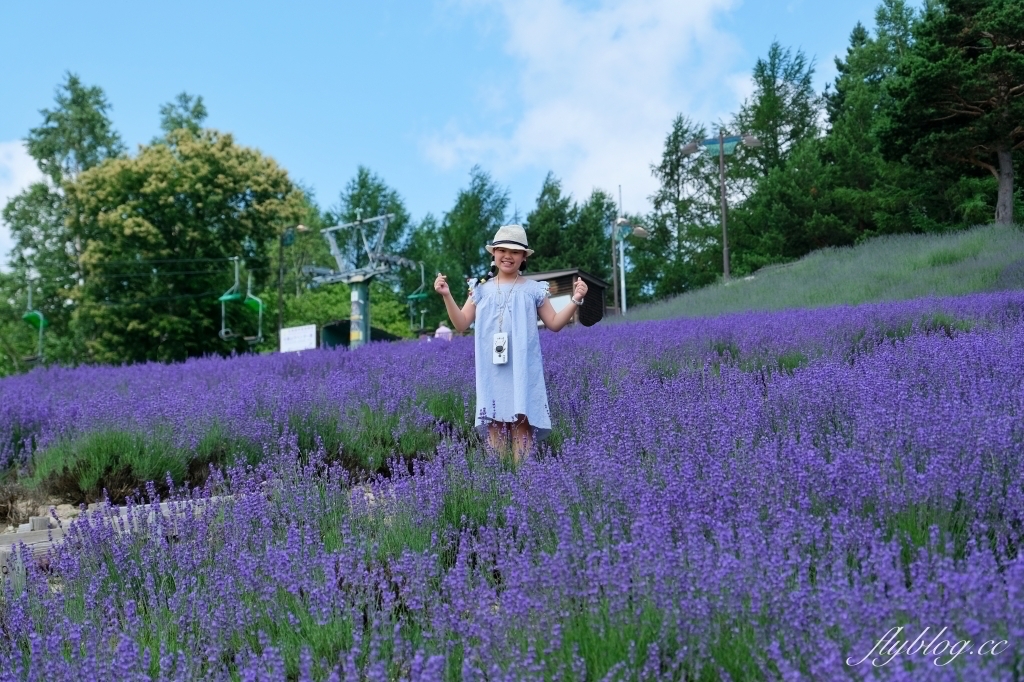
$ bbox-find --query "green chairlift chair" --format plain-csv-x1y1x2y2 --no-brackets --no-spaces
405,261,428,333
218,258,263,344
218,258,243,341
22,282,46,363
242,272,263,345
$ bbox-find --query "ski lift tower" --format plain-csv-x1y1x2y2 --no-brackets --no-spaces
306,211,424,349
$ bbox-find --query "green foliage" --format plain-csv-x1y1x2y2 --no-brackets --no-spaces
268,278,414,344
523,173,575,273
26,422,266,505
157,92,208,138
551,601,671,681
397,213,449,334
32,430,191,504
0,273,41,375
733,41,822,178
2,73,125,368
327,166,411,271
568,189,616,282
438,165,509,280
25,72,125,184
637,115,720,300
880,0,1024,224
524,174,614,282
729,139,836,275
67,129,304,364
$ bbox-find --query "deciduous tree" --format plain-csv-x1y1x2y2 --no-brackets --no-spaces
67,129,303,364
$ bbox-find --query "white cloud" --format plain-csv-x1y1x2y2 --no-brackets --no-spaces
425,0,745,214
0,140,44,271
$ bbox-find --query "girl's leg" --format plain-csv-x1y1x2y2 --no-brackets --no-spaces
510,415,533,464
487,422,507,451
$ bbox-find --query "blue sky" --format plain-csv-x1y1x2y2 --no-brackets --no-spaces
1,0,913,267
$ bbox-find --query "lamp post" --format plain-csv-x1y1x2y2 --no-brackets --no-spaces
277,224,308,350
681,131,761,281
611,217,649,315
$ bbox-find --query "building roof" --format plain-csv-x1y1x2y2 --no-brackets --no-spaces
521,268,609,289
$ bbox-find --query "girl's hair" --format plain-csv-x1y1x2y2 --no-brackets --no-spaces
471,257,529,288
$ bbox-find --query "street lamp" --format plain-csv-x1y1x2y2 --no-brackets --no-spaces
682,131,761,281
611,217,649,315
278,223,308,349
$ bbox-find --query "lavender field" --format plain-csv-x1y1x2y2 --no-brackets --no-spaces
2,291,1024,680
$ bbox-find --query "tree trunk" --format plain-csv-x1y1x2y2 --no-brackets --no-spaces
996,146,1014,225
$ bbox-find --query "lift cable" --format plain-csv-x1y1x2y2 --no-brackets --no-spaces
99,290,220,307
90,265,272,279
90,256,239,266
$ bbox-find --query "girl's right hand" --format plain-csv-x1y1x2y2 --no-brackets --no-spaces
434,273,450,296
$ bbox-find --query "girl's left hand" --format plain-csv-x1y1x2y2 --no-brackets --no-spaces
573,277,588,302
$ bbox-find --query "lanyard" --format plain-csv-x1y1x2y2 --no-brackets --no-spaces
495,275,519,333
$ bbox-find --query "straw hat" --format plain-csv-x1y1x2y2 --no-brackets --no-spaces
485,224,534,257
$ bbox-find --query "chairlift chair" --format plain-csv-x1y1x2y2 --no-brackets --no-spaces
218,258,242,340
242,272,264,344
404,261,428,332
22,281,46,362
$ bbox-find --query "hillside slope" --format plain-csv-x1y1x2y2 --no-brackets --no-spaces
625,223,1024,322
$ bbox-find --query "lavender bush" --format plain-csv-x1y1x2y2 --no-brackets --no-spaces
1,291,1023,680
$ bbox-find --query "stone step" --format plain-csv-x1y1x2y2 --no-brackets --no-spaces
1,494,242,579
0,526,67,547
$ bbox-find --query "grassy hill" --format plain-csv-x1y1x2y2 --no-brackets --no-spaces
624,223,1024,322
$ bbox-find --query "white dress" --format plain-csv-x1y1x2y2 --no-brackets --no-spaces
471,277,552,440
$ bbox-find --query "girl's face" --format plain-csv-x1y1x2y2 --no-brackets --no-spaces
493,247,526,275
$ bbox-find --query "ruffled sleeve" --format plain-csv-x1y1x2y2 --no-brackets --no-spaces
533,280,550,308
469,278,485,305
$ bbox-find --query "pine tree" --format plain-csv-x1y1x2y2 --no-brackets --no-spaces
881,0,1024,224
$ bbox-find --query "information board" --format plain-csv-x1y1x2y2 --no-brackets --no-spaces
280,324,318,353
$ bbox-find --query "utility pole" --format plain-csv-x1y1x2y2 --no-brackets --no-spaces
277,233,284,350
610,221,619,315
276,225,305,351
718,129,730,281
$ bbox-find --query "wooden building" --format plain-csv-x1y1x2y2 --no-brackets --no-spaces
520,268,608,327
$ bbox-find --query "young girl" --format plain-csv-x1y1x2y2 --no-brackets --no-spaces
434,224,588,463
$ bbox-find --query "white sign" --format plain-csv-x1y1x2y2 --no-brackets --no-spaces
548,294,572,313
280,324,318,353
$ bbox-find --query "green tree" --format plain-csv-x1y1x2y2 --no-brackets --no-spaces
733,42,822,177
398,214,447,332
438,165,509,281
281,279,414,340
818,0,986,236
1,73,125,367
524,173,575,273
729,138,849,274
157,92,208,138
0,273,37,375
567,190,616,282
67,129,304,364
328,167,411,270
724,42,824,273
521,175,613,283
880,0,1024,224
643,114,720,296
26,72,125,184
